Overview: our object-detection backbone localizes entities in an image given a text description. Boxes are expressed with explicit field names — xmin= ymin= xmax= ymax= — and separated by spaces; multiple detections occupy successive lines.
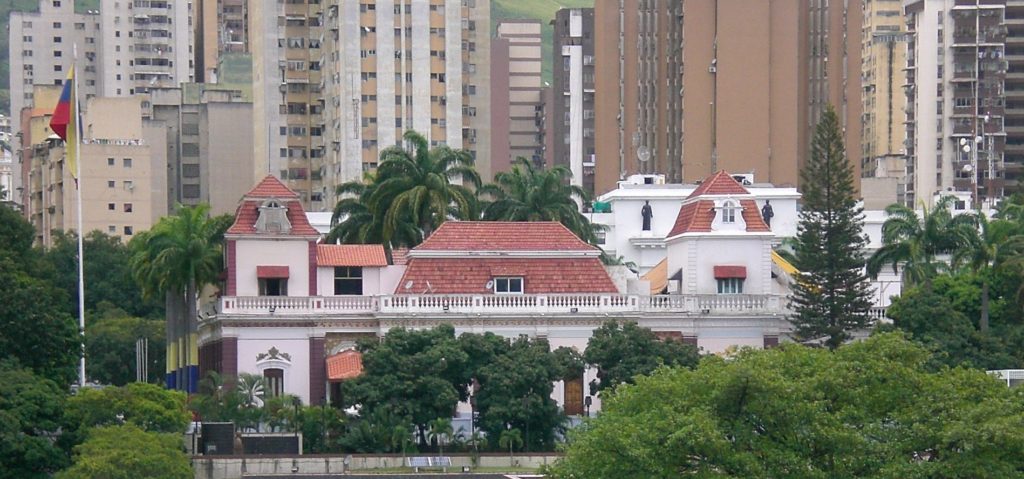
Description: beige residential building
xmin=250 ymin=0 xmax=325 ymax=210
xmin=490 ymin=20 xmax=545 ymax=176
xmin=145 ymin=84 xmax=254 ymax=215
xmin=99 ymin=0 xmax=194 ymax=96
xmin=194 ymin=0 xmax=248 ymax=83
xmin=24 ymin=91 xmax=166 ymax=246
xmin=860 ymin=0 xmax=910 ymax=207
xmin=319 ymin=0 xmax=492 ymax=203
xmin=594 ymin=0 xmax=861 ymax=195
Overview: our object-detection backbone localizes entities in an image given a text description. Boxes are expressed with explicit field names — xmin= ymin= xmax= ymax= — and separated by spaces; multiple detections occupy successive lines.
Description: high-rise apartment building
xmin=552 ymin=8 xmax=596 ymax=195
xmin=9 ymin=0 xmax=103 ymax=202
xmin=250 ymin=0 xmax=324 ymax=210
xmin=593 ymin=0 xmax=861 ymax=195
xmin=100 ymin=0 xmax=194 ymax=96
xmin=490 ymin=20 xmax=545 ymax=176
xmin=904 ymin=0 xmax=1006 ymax=207
xmin=145 ymin=84 xmax=255 ymax=215
xmin=1004 ymin=1 xmax=1024 ymax=193
xmin=194 ymin=0 xmax=248 ymax=83
xmin=319 ymin=0 xmax=492 ymax=204
xmin=860 ymin=0 xmax=911 ymax=208
xmin=24 ymin=90 xmax=166 ymax=246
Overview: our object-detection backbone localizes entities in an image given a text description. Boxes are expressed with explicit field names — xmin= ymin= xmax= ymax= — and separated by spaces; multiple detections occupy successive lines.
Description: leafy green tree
xmin=867 ymin=196 xmax=975 ymax=289
xmin=498 ymin=428 xmax=523 ymax=465
xmin=583 ymin=320 xmax=699 ymax=395
xmin=56 ymin=424 xmax=191 ymax=479
xmin=339 ymin=407 xmax=412 ymax=453
xmin=790 ymin=106 xmax=874 ymax=349
xmin=295 ymin=405 xmax=347 ymax=454
xmin=0 ymin=204 xmax=34 ymax=258
xmin=427 ymin=417 xmax=454 ymax=455
xmin=481 ymin=157 xmax=599 ymax=243
xmin=64 ymin=383 xmax=190 ymax=437
xmin=85 ymin=304 xmax=165 ymax=385
xmin=129 ymin=204 xmax=230 ymax=391
xmin=0 ymin=361 xmax=68 ymax=479
xmin=548 ymin=333 xmax=1024 ymax=478
xmin=951 ymin=213 xmax=1024 ymax=332
xmin=343 ymin=325 xmax=470 ymax=446
xmin=475 ymin=337 xmax=576 ymax=452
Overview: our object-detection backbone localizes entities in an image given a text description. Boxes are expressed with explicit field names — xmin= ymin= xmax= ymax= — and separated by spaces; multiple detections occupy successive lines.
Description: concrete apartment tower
xmin=860 ymin=0 xmax=911 ymax=209
xmin=250 ymin=0 xmax=325 ymax=210
xmin=552 ymin=8 xmax=596 ymax=196
xmin=9 ymin=0 xmax=103 ymax=204
xmin=319 ymin=0 xmax=491 ymax=204
xmin=490 ymin=20 xmax=546 ymax=177
xmin=99 ymin=0 xmax=194 ymax=96
xmin=904 ymin=0 xmax=1007 ymax=207
xmin=593 ymin=0 xmax=861 ymax=195
xmin=194 ymin=0 xmax=248 ymax=83
xmin=1005 ymin=2 xmax=1024 ymax=194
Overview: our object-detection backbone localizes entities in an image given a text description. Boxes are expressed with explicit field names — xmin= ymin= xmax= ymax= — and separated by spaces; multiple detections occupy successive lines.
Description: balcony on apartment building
xmin=216 ymin=293 xmax=789 ymax=317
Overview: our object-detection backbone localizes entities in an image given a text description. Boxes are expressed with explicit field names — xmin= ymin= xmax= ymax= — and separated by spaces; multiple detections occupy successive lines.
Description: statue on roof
xmin=761 ymin=200 xmax=774 ymax=228
xmin=641 ymin=200 xmax=653 ymax=231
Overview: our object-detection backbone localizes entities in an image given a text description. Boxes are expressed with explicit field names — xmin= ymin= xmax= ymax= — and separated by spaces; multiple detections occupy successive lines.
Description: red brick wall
xmin=226 ymin=240 xmax=237 ymax=296
xmin=308 ymin=337 xmax=325 ymax=405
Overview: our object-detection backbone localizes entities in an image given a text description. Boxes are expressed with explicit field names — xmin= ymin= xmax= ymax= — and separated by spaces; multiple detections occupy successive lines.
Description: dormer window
xmin=722 ymin=200 xmax=737 ymax=223
xmin=254 ymin=199 xmax=292 ymax=233
xmin=494 ymin=277 xmax=524 ymax=294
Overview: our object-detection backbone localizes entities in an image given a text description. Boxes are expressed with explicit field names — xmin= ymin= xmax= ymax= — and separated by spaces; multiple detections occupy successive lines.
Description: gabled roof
xmin=414 ymin=221 xmax=599 ymax=252
xmin=688 ymin=170 xmax=753 ymax=198
xmin=395 ymin=257 xmax=618 ymax=295
xmin=317 ymin=244 xmax=389 ymax=267
xmin=225 ymin=176 xmax=319 ymax=237
xmin=666 ymin=173 xmax=771 ymax=237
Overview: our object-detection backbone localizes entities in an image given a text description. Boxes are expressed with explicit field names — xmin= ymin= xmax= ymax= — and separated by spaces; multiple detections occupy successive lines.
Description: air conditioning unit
xmin=731 ymin=173 xmax=754 ymax=185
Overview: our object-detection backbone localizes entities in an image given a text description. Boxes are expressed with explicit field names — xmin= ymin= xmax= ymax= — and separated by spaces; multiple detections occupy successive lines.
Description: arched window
xmin=722 ymin=201 xmax=737 ymax=223
xmin=263 ymin=368 xmax=284 ymax=397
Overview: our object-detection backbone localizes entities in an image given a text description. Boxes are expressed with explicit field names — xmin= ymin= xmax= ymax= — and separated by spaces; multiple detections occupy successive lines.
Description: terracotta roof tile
xmin=688 ymin=170 xmax=752 ymax=198
xmin=415 ymin=222 xmax=598 ymax=252
xmin=667 ymin=200 xmax=716 ymax=237
xmin=326 ymin=350 xmax=363 ymax=381
xmin=740 ymin=199 xmax=771 ymax=232
xmin=390 ymin=248 xmax=410 ymax=265
xmin=395 ymin=258 xmax=617 ymax=294
xmin=246 ymin=175 xmax=300 ymax=199
xmin=317 ymin=244 xmax=389 ymax=267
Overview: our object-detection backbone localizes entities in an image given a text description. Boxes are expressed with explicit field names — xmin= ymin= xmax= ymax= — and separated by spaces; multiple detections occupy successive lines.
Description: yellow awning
xmin=771 ymin=250 xmax=799 ymax=276
xmin=641 ymin=258 xmax=668 ymax=294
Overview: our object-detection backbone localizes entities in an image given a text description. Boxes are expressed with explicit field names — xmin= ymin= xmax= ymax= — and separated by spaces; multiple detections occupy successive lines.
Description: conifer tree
xmin=790 ymin=106 xmax=874 ymax=349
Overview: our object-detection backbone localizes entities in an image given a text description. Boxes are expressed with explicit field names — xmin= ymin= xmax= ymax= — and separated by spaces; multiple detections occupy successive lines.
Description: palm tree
xmin=465 ymin=429 xmax=488 ymax=466
xmin=481 ymin=157 xmax=600 ymax=243
xmin=867 ymin=197 xmax=975 ymax=289
xmin=130 ymin=204 xmax=226 ymax=392
xmin=427 ymin=417 xmax=453 ymax=456
xmin=390 ymin=424 xmax=414 ymax=466
xmin=498 ymin=427 xmax=523 ymax=466
xmin=372 ymin=130 xmax=481 ymax=241
xmin=952 ymin=213 xmax=1024 ymax=333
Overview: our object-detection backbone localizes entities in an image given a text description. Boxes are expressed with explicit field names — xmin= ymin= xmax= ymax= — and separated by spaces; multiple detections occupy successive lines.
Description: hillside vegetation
xmin=492 ymin=0 xmax=593 ymax=84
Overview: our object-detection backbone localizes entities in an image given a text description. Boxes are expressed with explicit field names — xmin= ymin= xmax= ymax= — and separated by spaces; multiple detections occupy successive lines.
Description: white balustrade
xmin=220 ymin=293 xmax=787 ymax=316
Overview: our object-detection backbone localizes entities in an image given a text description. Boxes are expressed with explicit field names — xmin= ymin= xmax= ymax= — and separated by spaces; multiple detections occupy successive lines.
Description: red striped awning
xmin=256 ymin=265 xmax=290 ymax=279
xmin=713 ymin=265 xmax=747 ymax=279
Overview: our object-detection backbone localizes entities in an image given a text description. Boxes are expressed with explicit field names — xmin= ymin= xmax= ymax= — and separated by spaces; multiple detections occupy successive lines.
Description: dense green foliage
xmin=548 ymin=334 xmax=1024 ymax=478
xmin=584 ymin=320 xmax=700 ymax=394
xmin=0 ymin=361 xmax=68 ymax=479
xmin=65 ymin=383 xmax=189 ymax=436
xmin=481 ymin=158 xmax=598 ymax=243
xmin=56 ymin=424 xmax=191 ymax=479
xmin=790 ymin=106 xmax=874 ymax=349
xmin=84 ymin=304 xmax=165 ymax=385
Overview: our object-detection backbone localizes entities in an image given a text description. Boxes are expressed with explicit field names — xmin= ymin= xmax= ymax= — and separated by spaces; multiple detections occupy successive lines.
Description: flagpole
xmin=73 ymin=43 xmax=86 ymax=388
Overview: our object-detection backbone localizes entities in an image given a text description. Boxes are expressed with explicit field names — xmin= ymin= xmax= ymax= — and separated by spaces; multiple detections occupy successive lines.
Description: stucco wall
xmin=235 ymin=239 xmax=311 ymax=296
xmin=236 ymin=331 xmax=312 ymax=404
xmin=667 ymin=236 xmax=773 ymax=295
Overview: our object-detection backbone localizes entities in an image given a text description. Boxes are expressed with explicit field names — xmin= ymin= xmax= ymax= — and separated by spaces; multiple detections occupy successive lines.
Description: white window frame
xmin=494 ymin=277 xmax=524 ymax=294
xmin=717 ymin=278 xmax=744 ymax=294
xmin=722 ymin=201 xmax=737 ymax=223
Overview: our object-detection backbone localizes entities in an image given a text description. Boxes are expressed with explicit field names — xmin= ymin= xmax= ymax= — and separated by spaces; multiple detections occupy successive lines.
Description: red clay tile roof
xmin=390 ymin=248 xmax=410 ymax=265
xmin=713 ymin=265 xmax=747 ymax=279
xmin=256 ymin=265 xmax=290 ymax=278
xmin=326 ymin=350 xmax=363 ymax=382
xmin=395 ymin=258 xmax=618 ymax=294
xmin=414 ymin=222 xmax=599 ymax=252
xmin=225 ymin=199 xmax=320 ymax=236
xmin=740 ymin=199 xmax=771 ymax=232
xmin=667 ymin=200 xmax=716 ymax=237
xmin=688 ymin=170 xmax=752 ymax=198
xmin=246 ymin=175 xmax=299 ymax=199
xmin=317 ymin=244 xmax=389 ymax=267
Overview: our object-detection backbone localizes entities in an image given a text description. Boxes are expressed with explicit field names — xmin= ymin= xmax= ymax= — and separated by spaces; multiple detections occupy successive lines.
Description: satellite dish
xmin=404 ymin=281 xmax=413 ymax=290
xmin=962 ymin=164 xmax=974 ymax=173
xmin=637 ymin=146 xmax=651 ymax=163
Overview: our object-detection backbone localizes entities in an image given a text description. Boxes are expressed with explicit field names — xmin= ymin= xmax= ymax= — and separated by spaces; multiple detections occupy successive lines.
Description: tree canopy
xmin=584 ymin=320 xmax=700 ymax=395
xmin=0 ymin=361 xmax=68 ymax=479
xmin=548 ymin=333 xmax=1024 ymax=478
xmin=56 ymin=424 xmax=191 ymax=479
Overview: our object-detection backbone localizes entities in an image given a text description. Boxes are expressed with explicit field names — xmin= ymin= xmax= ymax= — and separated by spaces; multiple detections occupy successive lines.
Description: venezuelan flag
xmin=49 ymin=66 xmax=80 ymax=179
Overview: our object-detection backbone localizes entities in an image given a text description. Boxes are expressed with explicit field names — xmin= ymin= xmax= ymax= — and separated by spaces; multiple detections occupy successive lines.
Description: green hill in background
xmin=491 ymin=0 xmax=593 ymax=85
xmin=0 ymin=0 xmax=100 ymax=115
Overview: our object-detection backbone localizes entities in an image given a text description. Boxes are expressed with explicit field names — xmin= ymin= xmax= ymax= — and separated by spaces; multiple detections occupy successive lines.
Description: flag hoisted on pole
xmin=49 ymin=48 xmax=87 ymax=388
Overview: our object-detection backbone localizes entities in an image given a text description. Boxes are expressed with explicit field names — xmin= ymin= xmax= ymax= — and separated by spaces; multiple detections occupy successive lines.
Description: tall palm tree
xmin=427 ymin=417 xmax=453 ymax=456
xmin=499 ymin=427 xmax=523 ymax=466
xmin=867 ymin=196 xmax=975 ymax=289
xmin=952 ymin=213 xmax=1024 ymax=333
xmin=372 ymin=130 xmax=480 ymax=240
xmin=130 ymin=204 xmax=226 ymax=392
xmin=480 ymin=158 xmax=599 ymax=244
